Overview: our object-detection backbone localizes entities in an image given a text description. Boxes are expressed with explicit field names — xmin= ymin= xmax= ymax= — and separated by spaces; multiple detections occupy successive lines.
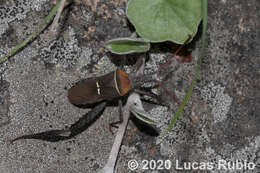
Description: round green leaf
xmin=106 ymin=38 xmax=150 ymax=55
xmin=127 ymin=0 xmax=202 ymax=44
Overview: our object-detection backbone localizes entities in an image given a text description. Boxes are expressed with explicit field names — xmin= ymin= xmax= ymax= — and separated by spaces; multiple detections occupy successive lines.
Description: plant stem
xmin=49 ymin=0 xmax=67 ymax=35
xmin=160 ymin=0 xmax=208 ymax=139
xmin=0 ymin=0 xmax=62 ymax=64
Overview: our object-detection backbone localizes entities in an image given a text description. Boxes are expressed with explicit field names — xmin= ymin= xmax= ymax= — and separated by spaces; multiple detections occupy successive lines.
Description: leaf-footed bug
xmin=10 ymin=36 xmax=192 ymax=143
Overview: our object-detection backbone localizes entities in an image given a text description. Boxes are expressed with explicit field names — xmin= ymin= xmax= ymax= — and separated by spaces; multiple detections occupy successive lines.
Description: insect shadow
xmin=10 ymin=102 xmax=107 ymax=142
xmin=131 ymin=115 xmax=160 ymax=137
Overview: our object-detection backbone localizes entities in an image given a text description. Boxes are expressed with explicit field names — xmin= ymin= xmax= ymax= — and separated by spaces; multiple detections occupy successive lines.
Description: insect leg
xmin=109 ymin=100 xmax=123 ymax=133
xmin=156 ymin=80 xmax=180 ymax=106
xmin=159 ymin=35 xmax=192 ymax=72
xmin=118 ymin=99 xmax=123 ymax=122
xmin=69 ymin=102 xmax=107 ymax=137
xmin=134 ymin=89 xmax=168 ymax=107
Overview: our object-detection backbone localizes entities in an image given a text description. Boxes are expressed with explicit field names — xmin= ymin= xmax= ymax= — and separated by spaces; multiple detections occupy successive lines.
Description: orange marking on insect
xmin=115 ymin=69 xmax=131 ymax=96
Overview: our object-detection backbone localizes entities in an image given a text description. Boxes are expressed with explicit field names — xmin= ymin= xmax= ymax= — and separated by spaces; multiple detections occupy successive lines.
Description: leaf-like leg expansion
xmin=69 ymin=102 xmax=107 ymax=137
xmin=11 ymin=102 xmax=107 ymax=143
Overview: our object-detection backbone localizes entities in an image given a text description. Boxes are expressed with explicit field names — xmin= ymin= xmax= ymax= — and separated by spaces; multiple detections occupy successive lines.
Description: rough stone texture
xmin=0 ymin=0 xmax=259 ymax=173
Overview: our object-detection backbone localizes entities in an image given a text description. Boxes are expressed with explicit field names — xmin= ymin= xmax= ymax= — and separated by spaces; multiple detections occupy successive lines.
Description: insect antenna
xmin=131 ymin=71 xmax=157 ymax=88
xmin=151 ymin=35 xmax=193 ymax=107
xmin=133 ymin=35 xmax=192 ymax=107
xmin=159 ymin=35 xmax=192 ymax=72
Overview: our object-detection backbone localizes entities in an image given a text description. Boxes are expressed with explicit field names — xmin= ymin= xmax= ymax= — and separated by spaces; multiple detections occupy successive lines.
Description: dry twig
xmin=99 ymin=57 xmax=146 ymax=173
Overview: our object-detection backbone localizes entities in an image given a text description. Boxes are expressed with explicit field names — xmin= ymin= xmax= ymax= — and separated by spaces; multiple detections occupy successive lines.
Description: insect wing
xmin=68 ymin=78 xmax=103 ymax=105
xmin=68 ymin=69 xmax=131 ymax=105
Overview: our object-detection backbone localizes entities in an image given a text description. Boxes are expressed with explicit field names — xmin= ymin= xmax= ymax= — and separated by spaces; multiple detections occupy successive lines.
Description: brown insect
xmin=10 ymin=69 xmax=161 ymax=143
xmin=68 ymin=69 xmax=132 ymax=105
xmin=11 ymin=37 xmax=192 ymax=143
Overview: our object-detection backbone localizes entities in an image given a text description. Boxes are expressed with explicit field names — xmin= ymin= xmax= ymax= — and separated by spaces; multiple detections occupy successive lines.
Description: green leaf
xmin=127 ymin=0 xmax=202 ymax=44
xmin=106 ymin=38 xmax=150 ymax=55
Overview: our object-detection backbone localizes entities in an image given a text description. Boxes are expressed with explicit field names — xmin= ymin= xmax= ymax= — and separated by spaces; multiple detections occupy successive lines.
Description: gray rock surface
xmin=0 ymin=0 xmax=259 ymax=173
